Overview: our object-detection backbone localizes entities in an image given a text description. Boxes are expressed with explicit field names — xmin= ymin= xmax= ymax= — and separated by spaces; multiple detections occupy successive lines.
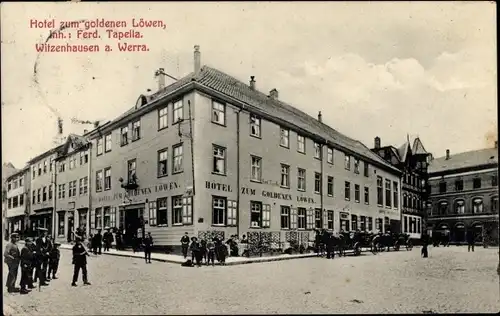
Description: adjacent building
xmin=426 ymin=144 xmax=499 ymax=245
xmin=371 ymin=136 xmax=432 ymax=240
xmin=2 ymin=162 xmax=19 ymax=238
xmin=5 ymin=167 xmax=29 ymax=236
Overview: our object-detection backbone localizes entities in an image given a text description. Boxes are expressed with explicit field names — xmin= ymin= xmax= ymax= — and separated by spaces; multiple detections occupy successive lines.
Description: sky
xmin=1 ymin=2 xmax=497 ymax=168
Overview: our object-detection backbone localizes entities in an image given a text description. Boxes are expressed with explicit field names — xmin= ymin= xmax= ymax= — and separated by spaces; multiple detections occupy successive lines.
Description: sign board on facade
xmin=240 ymin=186 xmax=315 ymax=203
xmin=97 ymin=182 xmax=179 ymax=202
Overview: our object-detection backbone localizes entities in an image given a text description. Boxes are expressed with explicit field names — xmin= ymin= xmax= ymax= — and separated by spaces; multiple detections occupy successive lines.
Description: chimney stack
xmin=249 ymin=76 xmax=256 ymax=90
xmin=374 ymin=136 xmax=381 ymax=149
xmin=317 ymin=111 xmax=323 ymax=123
xmin=269 ymin=88 xmax=279 ymax=100
xmin=157 ymin=67 xmax=166 ymax=90
xmin=446 ymin=149 xmax=450 ymax=160
xmin=194 ymin=45 xmax=201 ymax=75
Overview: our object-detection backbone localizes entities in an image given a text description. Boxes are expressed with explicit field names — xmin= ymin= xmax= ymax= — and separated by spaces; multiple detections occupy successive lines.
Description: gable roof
xmin=397 ymin=141 xmax=411 ymax=163
xmin=412 ymin=137 xmax=428 ymax=155
xmin=57 ymin=134 xmax=90 ymax=159
xmin=429 ymin=147 xmax=498 ymax=174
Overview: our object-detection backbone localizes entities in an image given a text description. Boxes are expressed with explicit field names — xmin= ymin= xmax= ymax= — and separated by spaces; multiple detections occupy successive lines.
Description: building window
xmin=120 ymin=126 xmax=129 ymax=146
xmin=492 ymin=175 xmax=498 ymax=187
xmin=472 ymin=198 xmax=483 ymax=213
xmin=103 ymin=134 xmax=111 ymax=152
xmin=19 ymin=195 xmax=24 ymax=206
xmin=251 ymin=156 xmax=262 ymax=182
xmin=7 ymin=198 xmax=11 ymax=209
xmin=473 ymin=178 xmax=481 ymax=189
xmin=32 ymin=190 xmax=35 ymax=204
xmin=327 ymin=176 xmax=334 ymax=196
xmin=212 ymin=196 xmax=226 ymax=226
xmin=297 ymin=135 xmax=305 ymax=153
xmin=327 ymin=211 xmax=334 ymax=230
xmin=364 ymin=186 xmax=369 ymax=204
xmin=385 ymin=179 xmax=392 ymax=207
xmin=280 ymin=127 xmax=289 ymax=148
xmin=377 ymin=176 xmax=383 ymax=205
xmin=95 ymin=208 xmax=102 ymax=229
xmin=297 ymin=168 xmax=306 ymax=191
xmin=96 ymin=170 xmax=103 ymax=192
xmin=96 ymin=138 xmax=103 ymax=156
xmin=344 ymin=154 xmax=351 ymax=170
xmin=455 ymin=179 xmax=463 ymax=191
xmin=250 ymin=115 xmax=261 ymax=138
xmin=281 ymin=164 xmax=290 ymax=188
xmin=132 ymin=120 xmax=141 ymax=141
xmin=57 ymin=185 xmax=64 ymax=199
xmin=404 ymin=216 xmax=408 ymax=233
xmin=79 ymin=177 xmax=88 ymax=195
xmin=491 ymin=196 xmax=498 ymax=213
xmin=68 ymin=181 xmax=77 ymax=197
xmin=455 ymin=200 xmax=465 ymax=214
xmin=32 ymin=167 xmax=36 ymax=179
xmin=439 ymin=182 xmax=447 ymax=193
xmin=393 ymin=181 xmax=399 ymax=208
xmin=354 ymin=184 xmax=360 ymax=203
xmin=438 ymin=201 xmax=448 ymax=215
xmin=172 ymin=196 xmax=183 ymax=225
xmin=80 ymin=151 xmax=89 ymax=165
xmin=364 ymin=162 xmax=369 ymax=177
xmin=127 ymin=159 xmax=137 ymax=184
xmin=104 ymin=168 xmax=111 ymax=190
xmin=38 ymin=163 xmax=42 ymax=176
xmin=42 ymin=187 xmax=47 ymax=201
xmin=344 ymin=181 xmax=350 ymax=200
xmin=158 ymin=106 xmax=168 ymax=130
xmin=43 ymin=160 xmax=48 ymax=173
xmin=327 ymin=147 xmax=333 ymax=164
xmin=314 ymin=172 xmax=322 ymax=194
xmin=58 ymin=213 xmax=65 ymax=236
xmin=212 ymin=100 xmax=226 ymax=125
xmin=314 ymin=142 xmax=321 ymax=159
xmin=314 ymin=209 xmax=322 ymax=229
xmin=59 ymin=161 xmax=66 ymax=173
xmin=376 ymin=218 xmax=383 ymax=232
xmin=250 ymin=202 xmax=270 ymax=228
xmin=213 ymin=145 xmax=226 ymax=175
xmin=172 ymin=144 xmax=183 ymax=173
xmin=173 ymin=99 xmax=183 ymax=123
xmin=354 ymin=158 xmax=360 ymax=174
xmin=351 ymin=215 xmax=358 ymax=231
xmin=280 ymin=206 xmax=290 ymax=229
xmin=227 ymin=200 xmax=237 ymax=226
xmin=367 ymin=217 xmax=373 ymax=231
xmin=103 ymin=207 xmax=111 ymax=228
xmin=69 ymin=156 xmax=75 ymax=170
xmin=157 ymin=197 xmax=168 ymax=226
xmin=360 ymin=216 xmax=366 ymax=231
xmin=297 ymin=207 xmax=306 ymax=230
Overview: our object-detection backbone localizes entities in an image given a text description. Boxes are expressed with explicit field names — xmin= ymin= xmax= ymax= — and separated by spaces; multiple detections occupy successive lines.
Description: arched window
xmin=454 ymin=200 xmax=465 ymax=214
xmin=438 ymin=201 xmax=448 ymax=215
xmin=491 ymin=196 xmax=498 ymax=213
xmin=472 ymin=198 xmax=483 ymax=214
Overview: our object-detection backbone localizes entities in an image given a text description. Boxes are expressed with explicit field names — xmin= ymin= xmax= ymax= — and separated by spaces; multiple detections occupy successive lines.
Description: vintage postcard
xmin=1 ymin=1 xmax=498 ymax=315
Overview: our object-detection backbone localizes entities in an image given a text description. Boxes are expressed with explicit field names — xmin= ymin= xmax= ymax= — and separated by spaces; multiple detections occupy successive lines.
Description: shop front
xmin=119 ymin=203 xmax=145 ymax=246
xmin=29 ymin=210 xmax=53 ymax=237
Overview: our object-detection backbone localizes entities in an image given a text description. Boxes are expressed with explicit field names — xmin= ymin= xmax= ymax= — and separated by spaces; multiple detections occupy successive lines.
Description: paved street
xmin=3 ymin=245 xmax=499 ymax=315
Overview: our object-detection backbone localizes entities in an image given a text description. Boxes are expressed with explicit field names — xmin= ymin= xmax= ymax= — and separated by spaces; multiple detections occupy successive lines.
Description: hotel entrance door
xmin=122 ymin=208 xmax=144 ymax=247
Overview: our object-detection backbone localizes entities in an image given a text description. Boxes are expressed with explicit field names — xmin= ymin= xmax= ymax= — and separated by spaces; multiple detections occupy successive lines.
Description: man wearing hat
xmin=3 ymin=233 xmax=21 ymax=293
xmin=20 ymin=238 xmax=35 ymax=294
xmin=103 ymin=227 xmax=114 ymax=252
xmin=47 ymin=242 xmax=61 ymax=279
xmin=35 ymin=228 xmax=51 ymax=286
xmin=72 ymin=236 xmax=91 ymax=286
xmin=180 ymin=232 xmax=190 ymax=259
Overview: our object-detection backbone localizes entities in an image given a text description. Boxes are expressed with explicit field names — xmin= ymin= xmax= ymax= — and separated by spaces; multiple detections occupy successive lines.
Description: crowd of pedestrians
xmin=181 ymin=233 xmax=246 ymax=267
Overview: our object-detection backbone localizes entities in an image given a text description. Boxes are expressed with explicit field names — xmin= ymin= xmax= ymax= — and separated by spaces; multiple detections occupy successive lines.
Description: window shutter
xmin=110 ymin=207 xmax=116 ymax=228
xmin=306 ymin=208 xmax=314 ymax=230
xmin=182 ymin=197 xmax=193 ymax=225
xmin=90 ymin=208 xmax=95 ymax=229
xmin=262 ymin=204 xmax=271 ymax=228
xmin=291 ymin=208 xmax=297 ymax=229
xmin=323 ymin=210 xmax=328 ymax=229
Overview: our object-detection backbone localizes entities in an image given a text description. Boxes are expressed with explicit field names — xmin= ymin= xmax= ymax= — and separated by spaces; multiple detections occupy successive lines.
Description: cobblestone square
xmin=3 ymin=245 xmax=499 ymax=315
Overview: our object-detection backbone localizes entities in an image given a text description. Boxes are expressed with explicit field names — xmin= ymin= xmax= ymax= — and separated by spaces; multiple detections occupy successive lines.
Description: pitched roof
xmin=429 ymin=147 xmax=498 ymax=174
xmin=397 ymin=141 xmax=410 ymax=163
xmin=412 ymin=137 xmax=428 ymax=155
xmin=58 ymin=134 xmax=90 ymax=159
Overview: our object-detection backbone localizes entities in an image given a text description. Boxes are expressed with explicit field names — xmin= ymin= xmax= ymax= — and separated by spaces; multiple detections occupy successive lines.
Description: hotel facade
xmin=20 ymin=46 xmax=404 ymax=248
xmin=426 ymin=146 xmax=499 ymax=245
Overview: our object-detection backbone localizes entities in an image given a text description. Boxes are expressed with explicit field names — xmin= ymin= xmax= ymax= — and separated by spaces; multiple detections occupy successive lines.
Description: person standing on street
xmin=103 ymin=228 xmax=113 ymax=252
xmin=421 ymin=233 xmax=429 ymax=258
xmin=20 ymin=238 xmax=35 ymax=294
xmin=180 ymin=232 xmax=190 ymax=259
xmin=72 ymin=237 xmax=91 ymax=287
xmin=142 ymin=232 xmax=153 ymax=264
xmin=467 ymin=230 xmax=475 ymax=252
xmin=207 ymin=238 xmax=216 ymax=266
xmin=47 ymin=242 xmax=61 ymax=279
xmin=93 ymin=229 xmax=103 ymax=255
xmin=35 ymin=229 xmax=51 ymax=285
xmin=4 ymin=233 xmax=21 ymax=293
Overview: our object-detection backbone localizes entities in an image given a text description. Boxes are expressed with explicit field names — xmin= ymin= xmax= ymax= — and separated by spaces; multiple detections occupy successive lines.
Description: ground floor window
xmin=281 ymin=206 xmax=290 ymax=229
xmin=213 ymin=196 xmax=226 ymax=226
xmin=95 ymin=208 xmax=102 ymax=230
xmin=404 ymin=216 xmax=408 ymax=233
xmin=172 ymin=196 xmax=183 ymax=225
xmin=78 ymin=210 xmax=87 ymax=231
xmin=340 ymin=220 xmax=349 ymax=232
xmin=351 ymin=214 xmax=358 ymax=231
xmin=57 ymin=212 xmax=65 ymax=236
xmin=367 ymin=217 xmax=373 ymax=231
xmin=148 ymin=201 xmax=157 ymax=226
xmin=306 ymin=208 xmax=314 ymax=230
xmin=103 ymin=206 xmax=111 ymax=228
xmin=327 ymin=211 xmax=334 ymax=230
xmin=360 ymin=216 xmax=366 ymax=231
xmin=250 ymin=201 xmax=270 ymax=228
xmin=314 ymin=209 xmax=322 ymax=229
xmin=157 ymin=198 xmax=168 ymax=226
xmin=297 ymin=207 xmax=306 ymax=229
xmin=376 ymin=218 xmax=383 ymax=232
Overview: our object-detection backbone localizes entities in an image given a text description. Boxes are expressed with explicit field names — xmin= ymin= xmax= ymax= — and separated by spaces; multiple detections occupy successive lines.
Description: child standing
xmin=207 ymin=239 xmax=216 ymax=266
xmin=48 ymin=242 xmax=61 ymax=279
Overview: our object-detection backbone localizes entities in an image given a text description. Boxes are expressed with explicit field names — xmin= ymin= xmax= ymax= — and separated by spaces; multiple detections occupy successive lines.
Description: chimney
xmin=374 ymin=136 xmax=381 ymax=149
xmin=194 ymin=45 xmax=201 ymax=75
xmin=317 ymin=111 xmax=323 ymax=123
xmin=249 ymin=76 xmax=256 ymax=90
xmin=446 ymin=149 xmax=450 ymax=160
xmin=157 ymin=67 xmax=165 ymax=90
xmin=269 ymin=88 xmax=279 ymax=100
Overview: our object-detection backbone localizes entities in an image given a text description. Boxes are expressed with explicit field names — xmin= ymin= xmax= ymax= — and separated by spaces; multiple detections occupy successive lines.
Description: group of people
xmin=180 ymin=232 xmax=245 ymax=267
xmin=87 ymin=228 xmax=115 ymax=255
xmin=3 ymin=229 xmax=61 ymax=294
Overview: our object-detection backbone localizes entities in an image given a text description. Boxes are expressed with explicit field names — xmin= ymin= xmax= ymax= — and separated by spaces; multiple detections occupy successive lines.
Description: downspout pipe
xmin=236 ymin=106 xmax=244 ymax=238
xmin=320 ymin=144 xmax=324 ymax=229
xmin=87 ymin=143 xmax=92 ymax=238
xmin=52 ymin=159 xmax=58 ymax=239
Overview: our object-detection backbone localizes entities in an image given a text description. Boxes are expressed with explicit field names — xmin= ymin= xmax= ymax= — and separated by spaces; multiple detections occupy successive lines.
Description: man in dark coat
xmin=20 ymin=238 xmax=35 ymax=294
xmin=180 ymin=232 xmax=190 ymax=259
xmin=93 ymin=229 xmax=103 ymax=255
xmin=421 ymin=233 xmax=430 ymax=258
xmin=4 ymin=233 xmax=21 ymax=293
xmin=35 ymin=229 xmax=51 ymax=285
xmin=72 ymin=237 xmax=91 ymax=286
xmin=47 ymin=242 xmax=61 ymax=279
xmin=142 ymin=232 xmax=153 ymax=263
xmin=190 ymin=237 xmax=202 ymax=267
xmin=467 ymin=230 xmax=475 ymax=252
xmin=103 ymin=228 xmax=114 ymax=252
